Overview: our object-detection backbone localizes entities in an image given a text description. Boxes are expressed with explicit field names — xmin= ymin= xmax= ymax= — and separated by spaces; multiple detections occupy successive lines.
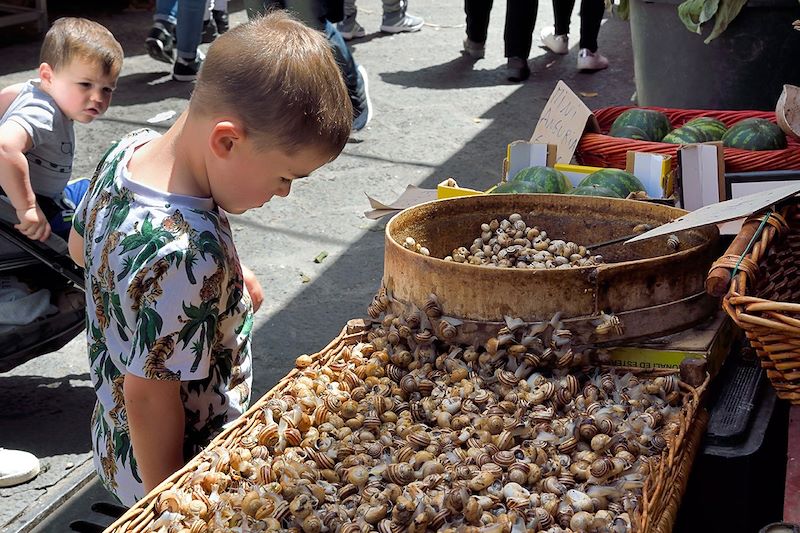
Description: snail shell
xmin=407 ymin=431 xmax=432 ymax=450
xmin=423 ymin=294 xmax=443 ymax=319
xmin=589 ymin=457 xmax=615 ymax=479
xmin=531 ymin=507 xmax=553 ymax=529
xmin=492 ymin=450 xmax=516 ymax=468
xmin=289 ymin=493 xmax=314 ymax=520
xmin=541 ymin=475 xmax=566 ymax=496
xmin=301 ymin=514 xmax=322 ymax=533
xmin=383 ymin=463 xmax=415 ymax=485
xmin=467 ymin=471 xmax=495 ymax=491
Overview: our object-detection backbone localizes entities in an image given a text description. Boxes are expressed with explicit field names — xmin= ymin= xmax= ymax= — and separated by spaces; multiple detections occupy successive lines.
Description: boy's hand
xmin=242 ymin=265 xmax=263 ymax=313
xmin=15 ymin=205 xmax=51 ymax=241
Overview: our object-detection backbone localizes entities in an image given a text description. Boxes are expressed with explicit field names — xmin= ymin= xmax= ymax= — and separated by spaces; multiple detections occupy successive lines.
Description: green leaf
xmin=678 ymin=0 xmax=719 ymax=33
xmin=705 ymin=0 xmax=747 ymax=43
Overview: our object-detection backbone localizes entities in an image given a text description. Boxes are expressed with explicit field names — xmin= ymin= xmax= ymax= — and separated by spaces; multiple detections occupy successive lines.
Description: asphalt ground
xmin=0 ymin=1 xmax=635 ymax=530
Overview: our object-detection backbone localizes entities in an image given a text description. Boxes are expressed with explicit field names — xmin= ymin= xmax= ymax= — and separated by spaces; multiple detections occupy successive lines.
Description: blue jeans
xmin=244 ymin=1 xmax=367 ymax=119
xmin=153 ymin=0 xmax=206 ymax=60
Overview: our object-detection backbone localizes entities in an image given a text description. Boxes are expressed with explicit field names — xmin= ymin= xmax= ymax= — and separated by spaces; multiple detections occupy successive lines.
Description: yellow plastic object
xmin=437 ymin=178 xmax=489 ymax=199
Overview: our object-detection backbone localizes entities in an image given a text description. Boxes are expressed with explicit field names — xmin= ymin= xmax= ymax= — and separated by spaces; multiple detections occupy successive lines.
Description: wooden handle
xmin=705 ymin=219 xmax=762 ymax=297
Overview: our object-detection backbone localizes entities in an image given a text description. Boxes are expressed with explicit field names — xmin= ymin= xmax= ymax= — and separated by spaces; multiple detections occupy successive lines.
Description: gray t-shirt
xmin=0 ymin=80 xmax=75 ymax=199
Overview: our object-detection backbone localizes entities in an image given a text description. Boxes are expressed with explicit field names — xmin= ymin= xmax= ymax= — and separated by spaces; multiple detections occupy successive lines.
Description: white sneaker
xmin=352 ymin=64 xmax=373 ymax=131
xmin=577 ymin=49 xmax=609 ymax=71
xmin=0 ymin=449 xmax=40 ymax=488
xmin=337 ymin=17 xmax=366 ymax=40
xmin=540 ymin=27 xmax=569 ymax=54
xmin=380 ymin=11 xmax=424 ymax=33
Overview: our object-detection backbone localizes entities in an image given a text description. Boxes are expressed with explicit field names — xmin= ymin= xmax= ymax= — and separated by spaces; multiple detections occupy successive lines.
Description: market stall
xmin=100 ymin=82 xmax=800 ymax=532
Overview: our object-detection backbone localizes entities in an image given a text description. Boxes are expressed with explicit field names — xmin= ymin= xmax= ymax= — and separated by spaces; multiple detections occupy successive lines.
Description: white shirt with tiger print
xmin=73 ymin=129 xmax=253 ymax=506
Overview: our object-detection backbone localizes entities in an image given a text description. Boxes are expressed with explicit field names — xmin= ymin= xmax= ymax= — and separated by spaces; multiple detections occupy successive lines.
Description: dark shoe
xmin=507 ymin=57 xmax=530 ymax=82
xmin=212 ymin=9 xmax=229 ymax=33
xmin=202 ymin=17 xmax=218 ymax=44
xmin=173 ymin=54 xmax=203 ymax=82
xmin=145 ymin=21 xmax=176 ymax=64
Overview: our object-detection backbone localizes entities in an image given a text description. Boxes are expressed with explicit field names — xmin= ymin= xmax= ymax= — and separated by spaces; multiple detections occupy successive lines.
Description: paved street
xmin=0 ymin=1 xmax=634 ymax=530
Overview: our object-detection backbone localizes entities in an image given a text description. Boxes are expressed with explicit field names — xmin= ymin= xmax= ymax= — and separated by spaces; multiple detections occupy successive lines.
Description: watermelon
xmin=662 ymin=124 xmax=709 ymax=144
xmin=722 ymin=118 xmax=787 ymax=151
xmin=683 ymin=117 xmax=727 ymax=141
xmin=506 ymin=166 xmax=573 ymax=193
xmin=609 ymin=109 xmax=671 ymax=142
xmin=569 ymin=184 xmax=623 ymax=198
xmin=577 ymin=168 xmax=645 ymax=198
xmin=608 ymin=125 xmax=650 ymax=141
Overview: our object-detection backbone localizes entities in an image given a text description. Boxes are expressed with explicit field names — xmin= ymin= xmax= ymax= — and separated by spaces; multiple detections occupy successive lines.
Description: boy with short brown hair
xmin=0 ymin=17 xmax=122 ymax=241
xmin=68 ymin=11 xmax=351 ymax=505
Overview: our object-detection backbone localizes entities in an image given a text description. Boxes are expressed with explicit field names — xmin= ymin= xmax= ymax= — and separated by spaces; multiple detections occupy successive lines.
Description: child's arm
xmin=0 ymin=83 xmax=24 ymax=117
xmin=124 ymin=374 xmax=185 ymax=494
xmin=68 ymin=227 xmax=84 ymax=267
xmin=241 ymin=264 xmax=263 ymax=312
xmin=0 ymin=120 xmax=50 ymax=241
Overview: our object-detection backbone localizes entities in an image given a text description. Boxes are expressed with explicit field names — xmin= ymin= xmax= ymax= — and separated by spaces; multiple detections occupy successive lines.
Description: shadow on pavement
xmin=0 ymin=373 xmax=94 ymax=456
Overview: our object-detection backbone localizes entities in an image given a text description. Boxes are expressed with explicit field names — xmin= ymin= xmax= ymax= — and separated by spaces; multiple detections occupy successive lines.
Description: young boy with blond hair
xmin=68 ymin=11 xmax=352 ymax=505
xmin=0 ymin=18 xmax=122 ymax=241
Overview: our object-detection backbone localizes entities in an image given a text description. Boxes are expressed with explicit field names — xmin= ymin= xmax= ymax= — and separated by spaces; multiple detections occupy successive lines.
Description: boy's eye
xmin=281 ymin=177 xmax=291 ymax=184
xmin=79 ymin=82 xmax=91 ymax=88
xmin=103 ymin=87 xmax=114 ymax=94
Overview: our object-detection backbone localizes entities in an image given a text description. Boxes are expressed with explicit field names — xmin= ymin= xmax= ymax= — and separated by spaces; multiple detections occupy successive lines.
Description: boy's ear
xmin=38 ymin=63 xmax=54 ymax=85
xmin=209 ymin=121 xmax=243 ymax=159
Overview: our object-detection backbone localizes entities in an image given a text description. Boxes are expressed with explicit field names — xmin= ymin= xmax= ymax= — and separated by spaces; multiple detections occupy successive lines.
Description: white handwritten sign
xmin=530 ymin=81 xmax=599 ymax=164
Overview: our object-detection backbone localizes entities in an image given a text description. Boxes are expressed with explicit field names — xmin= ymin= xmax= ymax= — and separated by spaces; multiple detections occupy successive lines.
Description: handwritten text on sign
xmin=530 ymin=81 xmax=596 ymax=164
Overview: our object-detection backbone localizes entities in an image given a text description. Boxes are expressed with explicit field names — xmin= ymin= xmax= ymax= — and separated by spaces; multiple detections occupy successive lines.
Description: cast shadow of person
xmin=380 ymin=53 xmax=563 ymax=90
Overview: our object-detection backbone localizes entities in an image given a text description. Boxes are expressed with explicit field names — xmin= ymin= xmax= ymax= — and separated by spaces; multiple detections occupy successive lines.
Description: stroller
xmin=0 ymin=197 xmax=85 ymax=373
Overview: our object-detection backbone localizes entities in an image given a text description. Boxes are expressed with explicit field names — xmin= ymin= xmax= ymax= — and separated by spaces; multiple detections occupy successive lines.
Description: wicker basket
xmin=104 ymin=321 xmax=708 ymax=533
xmin=720 ymin=202 xmax=800 ymax=402
xmin=576 ymin=106 xmax=800 ymax=173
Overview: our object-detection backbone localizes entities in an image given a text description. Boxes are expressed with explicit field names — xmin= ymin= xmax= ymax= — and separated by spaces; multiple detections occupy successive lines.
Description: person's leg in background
xmin=323 ymin=19 xmax=372 ymax=130
xmin=245 ymin=1 xmax=372 ymax=131
xmin=541 ymin=0 xmax=573 ymax=54
xmin=213 ymin=0 xmax=230 ymax=33
xmin=576 ymin=0 xmax=608 ymax=70
xmin=380 ymin=0 xmax=424 ymax=34
xmin=146 ymin=0 xmax=179 ymax=64
xmin=503 ymin=0 xmax=537 ymax=82
xmin=172 ymin=0 xmax=207 ymax=81
xmin=202 ymin=0 xmax=219 ymax=44
xmin=462 ymin=0 xmax=492 ymax=59
xmin=337 ymin=0 xmax=366 ymax=40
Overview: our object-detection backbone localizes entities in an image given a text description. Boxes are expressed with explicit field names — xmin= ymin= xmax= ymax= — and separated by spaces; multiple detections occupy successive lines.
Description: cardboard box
xmin=677 ymin=142 xmax=725 ymax=211
xmin=604 ymin=310 xmax=736 ymax=377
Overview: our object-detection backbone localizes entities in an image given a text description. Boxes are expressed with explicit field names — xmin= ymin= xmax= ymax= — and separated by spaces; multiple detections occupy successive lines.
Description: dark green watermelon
xmin=722 ymin=118 xmax=788 ymax=151
xmin=662 ymin=124 xmax=709 ymax=144
xmin=507 ymin=166 xmax=572 ymax=193
xmin=569 ymin=184 xmax=623 ymax=198
xmin=683 ymin=117 xmax=727 ymax=141
xmin=578 ymin=168 xmax=645 ymax=198
xmin=609 ymin=124 xmax=650 ymax=141
xmin=610 ymin=109 xmax=671 ymax=142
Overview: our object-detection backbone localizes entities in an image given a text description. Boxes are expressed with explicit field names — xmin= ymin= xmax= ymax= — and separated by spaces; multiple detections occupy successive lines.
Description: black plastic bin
xmin=675 ymin=347 xmax=789 ymax=532
xmin=629 ymin=0 xmax=800 ymax=110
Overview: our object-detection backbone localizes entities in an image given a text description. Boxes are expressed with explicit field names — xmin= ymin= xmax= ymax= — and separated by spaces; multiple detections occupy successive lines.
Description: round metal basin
xmin=383 ymin=194 xmax=720 ymax=344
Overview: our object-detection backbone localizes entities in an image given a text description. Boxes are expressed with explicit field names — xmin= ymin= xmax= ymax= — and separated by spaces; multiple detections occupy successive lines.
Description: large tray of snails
xmin=105 ymin=313 xmax=708 ymax=533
